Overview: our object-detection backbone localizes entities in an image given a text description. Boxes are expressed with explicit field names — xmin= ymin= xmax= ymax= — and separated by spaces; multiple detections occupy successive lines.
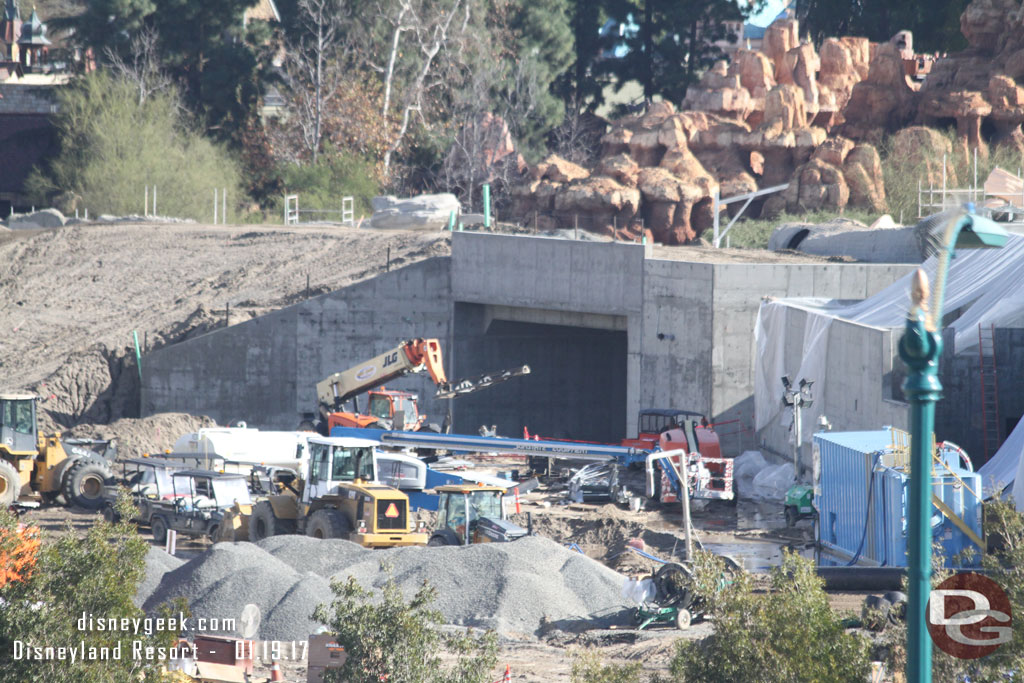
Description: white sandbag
xmin=733 ymin=450 xmax=768 ymax=500
xmin=750 ymin=462 xmax=795 ymax=502
xmin=621 ymin=577 xmax=656 ymax=605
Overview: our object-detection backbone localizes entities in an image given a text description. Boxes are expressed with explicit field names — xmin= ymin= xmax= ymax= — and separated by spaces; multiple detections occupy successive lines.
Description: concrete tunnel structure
xmin=141 ymin=232 xmax=914 ymax=455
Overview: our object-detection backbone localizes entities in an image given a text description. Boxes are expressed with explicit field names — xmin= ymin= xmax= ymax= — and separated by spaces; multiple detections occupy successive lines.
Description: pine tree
xmin=505 ymin=0 xmax=575 ymax=160
xmin=599 ymin=0 xmax=749 ymax=105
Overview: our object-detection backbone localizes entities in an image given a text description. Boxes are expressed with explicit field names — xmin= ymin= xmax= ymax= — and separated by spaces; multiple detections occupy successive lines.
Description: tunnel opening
xmin=452 ymin=303 xmax=628 ymax=442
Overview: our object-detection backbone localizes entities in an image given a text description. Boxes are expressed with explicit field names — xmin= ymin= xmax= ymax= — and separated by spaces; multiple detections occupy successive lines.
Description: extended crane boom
xmin=314 ymin=338 xmax=530 ymax=431
xmin=316 ymin=339 xmax=447 ymax=413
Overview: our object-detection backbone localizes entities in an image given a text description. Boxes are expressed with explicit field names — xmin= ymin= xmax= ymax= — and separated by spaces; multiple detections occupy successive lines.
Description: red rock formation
xmin=531 ymin=154 xmax=590 ymax=184
xmin=504 ymin=0 xmax=1024 ymax=243
xmin=841 ymin=43 xmax=918 ymax=139
xmin=843 ymin=144 xmax=887 ymax=211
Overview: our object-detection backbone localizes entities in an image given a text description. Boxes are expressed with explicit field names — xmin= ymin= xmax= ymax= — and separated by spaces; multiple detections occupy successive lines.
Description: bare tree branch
xmin=380 ymin=0 xmax=468 ymax=179
xmin=283 ymin=0 xmax=349 ymax=163
xmin=103 ymin=28 xmax=171 ymax=106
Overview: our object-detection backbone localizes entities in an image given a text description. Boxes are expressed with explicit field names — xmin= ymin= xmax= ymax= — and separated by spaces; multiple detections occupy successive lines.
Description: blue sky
xmin=746 ymin=0 xmax=790 ymax=27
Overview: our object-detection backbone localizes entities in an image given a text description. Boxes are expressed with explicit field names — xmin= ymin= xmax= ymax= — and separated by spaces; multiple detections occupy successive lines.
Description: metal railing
xmin=283 ymin=194 xmax=355 ymax=226
xmin=711 ymin=183 xmax=789 ymax=248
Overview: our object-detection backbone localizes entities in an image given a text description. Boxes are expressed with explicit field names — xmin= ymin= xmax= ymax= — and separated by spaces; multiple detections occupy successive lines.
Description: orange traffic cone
xmin=503 ymin=664 xmax=511 ymax=682
xmin=269 ymin=659 xmax=284 ymax=682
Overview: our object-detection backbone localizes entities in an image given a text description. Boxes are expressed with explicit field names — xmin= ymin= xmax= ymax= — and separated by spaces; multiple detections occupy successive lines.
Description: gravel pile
xmin=136 ymin=546 xmax=184 ymax=608
xmin=141 ymin=536 xmax=632 ymax=640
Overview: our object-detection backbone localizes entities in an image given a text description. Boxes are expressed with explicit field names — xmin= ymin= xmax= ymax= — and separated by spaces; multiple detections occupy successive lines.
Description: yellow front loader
xmin=0 ymin=393 xmax=115 ymax=510
xmin=216 ymin=436 xmax=427 ymax=547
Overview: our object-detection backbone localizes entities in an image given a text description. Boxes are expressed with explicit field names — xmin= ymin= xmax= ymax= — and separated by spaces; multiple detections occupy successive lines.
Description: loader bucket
xmin=215 ymin=503 xmax=252 ymax=542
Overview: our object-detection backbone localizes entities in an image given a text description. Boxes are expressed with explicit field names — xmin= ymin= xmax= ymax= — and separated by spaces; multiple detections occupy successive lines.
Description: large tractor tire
xmin=249 ymin=501 xmax=295 ymax=541
xmin=0 ymin=460 xmax=19 ymax=506
xmin=61 ymin=458 xmax=112 ymax=510
xmin=427 ymin=529 xmax=460 ymax=546
xmin=306 ymin=509 xmax=352 ymax=540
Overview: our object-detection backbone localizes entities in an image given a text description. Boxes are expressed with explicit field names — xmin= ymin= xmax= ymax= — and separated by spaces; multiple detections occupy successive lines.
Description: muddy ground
xmin=0 ymin=222 xmax=450 ymax=448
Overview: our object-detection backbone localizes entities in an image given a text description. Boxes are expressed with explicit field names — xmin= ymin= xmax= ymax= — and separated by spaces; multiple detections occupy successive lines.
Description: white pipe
xmin=942 ymin=154 xmax=947 ymax=209
xmin=974 ymin=146 xmax=978 ymax=203
xmin=214 ymin=188 xmax=218 ymax=224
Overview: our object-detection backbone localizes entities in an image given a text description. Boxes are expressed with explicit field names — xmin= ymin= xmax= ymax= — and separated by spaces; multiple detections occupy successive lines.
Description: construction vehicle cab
xmin=0 ymin=392 xmax=115 ymax=510
xmin=246 ymin=436 xmax=428 ymax=548
xmin=622 ymin=409 xmax=714 ymax=454
xmin=342 ymin=388 xmax=424 ymax=431
xmin=429 ymin=484 xmax=527 ymax=546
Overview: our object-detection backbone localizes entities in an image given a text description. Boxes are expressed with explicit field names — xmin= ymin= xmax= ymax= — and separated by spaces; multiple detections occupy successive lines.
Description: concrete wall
xmin=638 ymin=260 xmax=714 ymax=421
xmin=141 ymin=231 xmax=916 ymax=455
xmin=937 ymin=328 xmax=1024 ymax=468
xmin=142 ymin=258 xmax=453 ymax=429
xmin=710 ymin=262 xmax=914 ymax=453
xmin=757 ymin=310 xmax=909 ymax=468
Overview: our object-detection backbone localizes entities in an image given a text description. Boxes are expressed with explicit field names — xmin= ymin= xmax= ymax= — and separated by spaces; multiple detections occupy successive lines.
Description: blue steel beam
xmin=329 ymin=427 xmax=648 ymax=464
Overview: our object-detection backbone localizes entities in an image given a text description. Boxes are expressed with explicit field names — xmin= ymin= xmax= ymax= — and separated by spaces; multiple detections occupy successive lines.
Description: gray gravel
xmin=140 ymin=536 xmax=632 ymax=640
xmin=136 ymin=546 xmax=184 ymax=608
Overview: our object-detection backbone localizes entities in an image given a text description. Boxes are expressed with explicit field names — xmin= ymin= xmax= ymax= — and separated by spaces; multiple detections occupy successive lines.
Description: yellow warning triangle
xmin=384 ymin=503 xmax=399 ymax=518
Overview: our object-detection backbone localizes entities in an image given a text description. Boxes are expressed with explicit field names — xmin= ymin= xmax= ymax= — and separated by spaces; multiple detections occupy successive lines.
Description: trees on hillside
xmin=62 ymin=0 xmax=276 ymax=144
xmin=26 ymin=72 xmax=242 ymax=220
xmin=504 ymin=0 xmax=574 ymax=159
xmin=598 ymin=0 xmax=756 ymax=104
xmin=798 ymin=0 xmax=970 ymax=52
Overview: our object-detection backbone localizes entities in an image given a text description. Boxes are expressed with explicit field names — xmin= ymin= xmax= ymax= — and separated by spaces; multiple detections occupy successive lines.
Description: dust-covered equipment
xmin=0 ymin=392 xmax=116 ymax=510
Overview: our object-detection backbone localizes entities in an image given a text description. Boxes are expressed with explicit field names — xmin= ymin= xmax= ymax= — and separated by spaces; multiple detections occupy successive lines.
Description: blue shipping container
xmin=814 ymin=428 xmax=983 ymax=567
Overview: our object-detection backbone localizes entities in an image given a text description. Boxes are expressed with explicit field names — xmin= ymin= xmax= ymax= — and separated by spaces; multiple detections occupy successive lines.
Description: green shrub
xmin=26 ymin=72 xmax=242 ymax=222
xmin=276 ymin=149 xmax=380 ymax=220
xmin=0 ymin=494 xmax=184 ymax=683
xmin=668 ymin=551 xmax=871 ymax=683
xmin=572 ymin=651 xmax=651 ymax=683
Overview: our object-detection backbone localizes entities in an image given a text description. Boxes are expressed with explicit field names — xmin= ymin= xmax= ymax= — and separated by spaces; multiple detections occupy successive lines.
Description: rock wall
xmin=506 ymin=0 xmax=1024 ymax=243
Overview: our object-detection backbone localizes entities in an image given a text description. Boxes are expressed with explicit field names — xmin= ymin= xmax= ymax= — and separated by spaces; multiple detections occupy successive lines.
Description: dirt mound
xmin=520 ymin=506 xmax=687 ymax=574
xmin=0 ymin=223 xmax=450 ymax=429
xmin=68 ymin=413 xmax=217 ymax=460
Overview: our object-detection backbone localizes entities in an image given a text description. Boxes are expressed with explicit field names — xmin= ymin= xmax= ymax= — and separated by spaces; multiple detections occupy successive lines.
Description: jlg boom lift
xmin=313 ymin=338 xmax=529 ymax=434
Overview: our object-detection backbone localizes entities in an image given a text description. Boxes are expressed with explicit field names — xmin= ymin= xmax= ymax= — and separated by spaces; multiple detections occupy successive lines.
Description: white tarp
xmin=755 ymin=233 xmax=1024 ymax=442
xmin=979 ymin=416 xmax=1024 ymax=500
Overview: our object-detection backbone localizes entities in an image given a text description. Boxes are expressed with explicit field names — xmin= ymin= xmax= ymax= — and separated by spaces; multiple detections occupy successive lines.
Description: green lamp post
xmin=899 ymin=209 xmax=1008 ymax=683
